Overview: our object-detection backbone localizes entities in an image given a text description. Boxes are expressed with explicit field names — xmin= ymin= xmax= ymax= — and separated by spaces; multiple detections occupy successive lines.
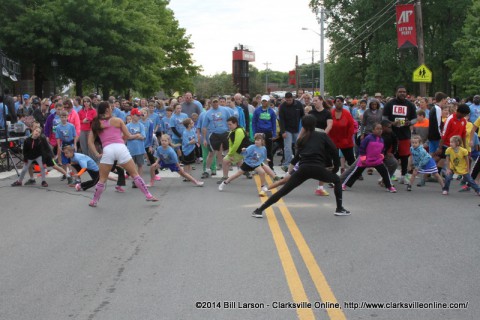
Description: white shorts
xmin=101 ymin=143 xmax=132 ymax=165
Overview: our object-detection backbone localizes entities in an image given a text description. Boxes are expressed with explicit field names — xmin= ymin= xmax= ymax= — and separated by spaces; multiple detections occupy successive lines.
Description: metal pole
xmin=415 ymin=0 xmax=426 ymax=96
xmin=319 ymin=8 xmax=325 ymax=96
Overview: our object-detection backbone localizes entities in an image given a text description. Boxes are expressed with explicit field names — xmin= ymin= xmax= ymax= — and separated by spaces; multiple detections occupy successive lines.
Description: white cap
xmin=261 ymin=95 xmax=270 ymax=101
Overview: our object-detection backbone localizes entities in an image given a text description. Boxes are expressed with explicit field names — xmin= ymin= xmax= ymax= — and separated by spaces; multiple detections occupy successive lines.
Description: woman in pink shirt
xmin=78 ymin=96 xmax=97 ymax=157
xmin=87 ymin=101 xmax=158 ymax=207
xmin=64 ymin=99 xmax=81 ymax=137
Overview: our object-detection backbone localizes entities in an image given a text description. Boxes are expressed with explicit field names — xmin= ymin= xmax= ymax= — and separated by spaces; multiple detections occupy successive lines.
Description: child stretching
xmin=149 ymin=134 xmax=204 ymax=187
xmin=407 ymin=135 xmax=444 ymax=191
xmin=181 ymin=118 xmax=198 ymax=178
xmin=11 ymin=127 xmax=48 ymax=187
xmin=63 ymin=146 xmax=99 ymax=191
xmin=342 ymin=123 xmax=396 ymax=192
xmin=442 ymin=135 xmax=480 ymax=195
xmin=218 ymin=133 xmax=279 ymax=195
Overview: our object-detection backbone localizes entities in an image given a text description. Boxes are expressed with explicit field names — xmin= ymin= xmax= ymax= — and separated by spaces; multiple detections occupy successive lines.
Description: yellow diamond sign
xmin=412 ymin=64 xmax=432 ymax=83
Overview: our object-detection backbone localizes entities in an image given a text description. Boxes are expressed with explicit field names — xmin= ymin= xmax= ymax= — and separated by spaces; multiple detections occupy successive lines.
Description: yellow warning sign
xmin=412 ymin=64 xmax=432 ymax=83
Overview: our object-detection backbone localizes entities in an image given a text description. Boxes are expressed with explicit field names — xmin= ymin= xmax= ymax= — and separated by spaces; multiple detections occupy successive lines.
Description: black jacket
xmin=278 ymin=100 xmax=304 ymax=134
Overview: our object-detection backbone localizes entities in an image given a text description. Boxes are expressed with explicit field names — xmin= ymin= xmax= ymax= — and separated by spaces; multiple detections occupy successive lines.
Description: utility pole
xmin=318 ymin=8 xmax=325 ymax=96
xmin=295 ymin=55 xmax=299 ymax=94
xmin=415 ymin=0 xmax=426 ymax=96
xmin=263 ymin=62 xmax=271 ymax=93
xmin=307 ymin=49 xmax=318 ymax=93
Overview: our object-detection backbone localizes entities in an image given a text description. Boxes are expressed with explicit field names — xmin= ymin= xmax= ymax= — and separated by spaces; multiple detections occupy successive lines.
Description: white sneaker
xmin=218 ymin=181 xmax=226 ymax=191
xmin=261 ymin=185 xmax=269 ymax=193
xmin=195 ymin=181 xmax=204 ymax=187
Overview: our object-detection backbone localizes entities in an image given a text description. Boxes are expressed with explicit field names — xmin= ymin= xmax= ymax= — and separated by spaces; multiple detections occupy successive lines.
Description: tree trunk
xmin=76 ymin=79 xmax=83 ymax=97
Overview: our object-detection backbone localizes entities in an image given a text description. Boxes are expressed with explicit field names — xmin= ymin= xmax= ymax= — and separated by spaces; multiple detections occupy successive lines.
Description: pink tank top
xmin=98 ymin=119 xmax=124 ymax=147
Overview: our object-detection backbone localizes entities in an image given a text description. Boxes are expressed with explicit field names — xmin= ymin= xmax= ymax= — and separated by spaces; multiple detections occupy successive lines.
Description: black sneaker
xmin=217 ymin=177 xmax=228 ymax=184
xmin=60 ymin=174 xmax=67 ymax=181
xmin=406 ymin=184 xmax=412 ymax=191
xmin=41 ymin=181 xmax=48 ymax=187
xmin=24 ymin=179 xmax=36 ymax=185
xmin=244 ymin=172 xmax=252 ymax=179
xmin=251 ymin=209 xmax=263 ymax=218
xmin=11 ymin=181 xmax=22 ymax=187
xmin=334 ymin=207 xmax=351 ymax=216
xmin=201 ymin=172 xmax=209 ymax=179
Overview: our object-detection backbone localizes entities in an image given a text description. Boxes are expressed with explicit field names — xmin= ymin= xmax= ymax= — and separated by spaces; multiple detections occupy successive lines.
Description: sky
xmin=168 ymin=0 xmax=329 ymax=76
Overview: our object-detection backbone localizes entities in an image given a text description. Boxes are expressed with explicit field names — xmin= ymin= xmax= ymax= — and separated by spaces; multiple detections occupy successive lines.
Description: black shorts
xmin=240 ymin=162 xmax=259 ymax=172
xmin=181 ymin=151 xmax=196 ymax=165
xmin=209 ymin=132 xmax=228 ymax=151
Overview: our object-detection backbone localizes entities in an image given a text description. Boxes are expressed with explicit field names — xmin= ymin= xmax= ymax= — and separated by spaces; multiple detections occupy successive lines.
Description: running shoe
xmin=115 ymin=186 xmax=126 ymax=193
xmin=334 ymin=207 xmax=351 ymax=216
xmin=315 ymin=189 xmax=330 ymax=196
xmin=391 ymin=175 xmax=398 ymax=181
xmin=24 ymin=179 xmax=36 ymax=185
xmin=75 ymin=183 xmax=82 ymax=191
xmin=89 ymin=200 xmax=97 ymax=207
xmin=406 ymin=184 xmax=412 ymax=191
xmin=218 ymin=181 xmax=226 ymax=191
xmin=194 ymin=181 xmax=204 ymax=187
xmin=341 ymin=184 xmax=347 ymax=191
xmin=387 ymin=186 xmax=397 ymax=193
xmin=60 ymin=174 xmax=67 ymax=181
xmin=41 ymin=181 xmax=48 ymax=187
xmin=11 ymin=181 xmax=22 ymax=187
xmin=251 ymin=209 xmax=263 ymax=218
xmin=154 ymin=175 xmax=162 ymax=181
xmin=459 ymin=185 xmax=471 ymax=192
xmin=261 ymin=185 xmax=269 ymax=193
xmin=146 ymin=195 xmax=159 ymax=202
xmin=442 ymin=190 xmax=448 ymax=195
xmin=201 ymin=172 xmax=209 ymax=179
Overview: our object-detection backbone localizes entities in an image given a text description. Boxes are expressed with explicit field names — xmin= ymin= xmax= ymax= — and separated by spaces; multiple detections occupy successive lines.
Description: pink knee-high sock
xmin=133 ymin=176 xmax=152 ymax=198
xmin=92 ymin=182 xmax=105 ymax=203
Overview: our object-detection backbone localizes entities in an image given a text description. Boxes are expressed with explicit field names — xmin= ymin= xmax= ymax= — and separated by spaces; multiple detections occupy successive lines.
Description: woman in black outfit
xmin=252 ymin=115 xmax=350 ymax=218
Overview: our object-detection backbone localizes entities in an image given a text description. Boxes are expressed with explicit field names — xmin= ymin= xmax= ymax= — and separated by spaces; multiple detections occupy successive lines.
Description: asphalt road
xmin=0 ymin=163 xmax=478 ymax=320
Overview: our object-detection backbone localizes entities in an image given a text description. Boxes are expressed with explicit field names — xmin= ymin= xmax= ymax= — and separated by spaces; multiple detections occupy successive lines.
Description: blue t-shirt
xmin=71 ymin=153 xmax=99 ymax=171
xmin=126 ymin=122 xmax=146 ymax=156
xmin=140 ymin=118 xmax=153 ymax=148
xmin=148 ymin=113 xmax=162 ymax=133
xmin=182 ymin=128 xmax=198 ymax=156
xmin=162 ymin=115 xmax=173 ymax=136
xmin=170 ymin=112 xmax=188 ymax=141
xmin=242 ymin=145 xmax=267 ymax=168
xmin=113 ymin=107 xmax=126 ymax=122
xmin=55 ymin=122 xmax=76 ymax=143
xmin=155 ymin=145 xmax=178 ymax=164
xmin=202 ymin=107 xmax=232 ymax=134
xmin=52 ymin=115 xmax=62 ymax=137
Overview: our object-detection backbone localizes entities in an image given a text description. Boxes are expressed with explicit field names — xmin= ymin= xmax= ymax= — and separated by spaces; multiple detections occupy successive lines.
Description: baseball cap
xmin=375 ymin=92 xmax=382 ymax=97
xmin=130 ymin=108 xmax=141 ymax=116
xmin=32 ymin=97 xmax=41 ymax=105
xmin=23 ymin=94 xmax=30 ymax=99
xmin=261 ymin=95 xmax=270 ymax=101
xmin=285 ymin=92 xmax=293 ymax=98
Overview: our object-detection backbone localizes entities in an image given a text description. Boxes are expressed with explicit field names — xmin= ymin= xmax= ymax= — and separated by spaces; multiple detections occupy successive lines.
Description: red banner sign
xmin=396 ymin=4 xmax=417 ymax=49
xmin=288 ymin=70 xmax=296 ymax=85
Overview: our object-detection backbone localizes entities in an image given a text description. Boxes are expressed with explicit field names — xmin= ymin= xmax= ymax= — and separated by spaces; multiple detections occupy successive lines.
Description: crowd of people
xmin=1 ymin=87 xmax=479 ymax=213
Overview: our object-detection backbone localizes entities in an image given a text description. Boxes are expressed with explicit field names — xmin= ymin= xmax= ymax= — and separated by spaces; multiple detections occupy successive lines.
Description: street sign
xmin=412 ymin=64 xmax=432 ymax=83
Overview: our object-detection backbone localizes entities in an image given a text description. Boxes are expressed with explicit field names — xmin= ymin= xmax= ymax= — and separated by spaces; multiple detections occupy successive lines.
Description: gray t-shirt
xmin=181 ymin=102 xmax=202 ymax=118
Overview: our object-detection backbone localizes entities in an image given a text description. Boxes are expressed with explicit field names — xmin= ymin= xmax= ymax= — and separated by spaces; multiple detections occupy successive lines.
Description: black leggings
xmin=471 ymin=157 xmax=480 ymax=180
xmin=72 ymin=164 xmax=99 ymax=190
xmin=258 ymin=165 xmax=343 ymax=212
xmin=340 ymin=147 xmax=356 ymax=166
xmin=343 ymin=163 xmax=392 ymax=188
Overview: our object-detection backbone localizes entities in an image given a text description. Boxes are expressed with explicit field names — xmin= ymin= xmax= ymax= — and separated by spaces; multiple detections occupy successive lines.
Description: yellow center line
xmin=264 ymin=175 xmax=347 ymax=320
xmin=254 ymin=175 xmax=315 ymax=320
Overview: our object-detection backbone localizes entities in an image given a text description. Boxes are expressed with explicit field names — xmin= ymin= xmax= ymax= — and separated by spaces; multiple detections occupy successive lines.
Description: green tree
xmin=447 ymin=0 xmax=480 ymax=96
xmin=0 ymin=0 xmax=199 ymax=97
xmin=309 ymin=0 xmax=471 ymax=97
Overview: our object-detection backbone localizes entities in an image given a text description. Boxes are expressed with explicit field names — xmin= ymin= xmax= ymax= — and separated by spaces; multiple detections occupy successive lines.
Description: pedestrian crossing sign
xmin=412 ymin=64 xmax=432 ymax=83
